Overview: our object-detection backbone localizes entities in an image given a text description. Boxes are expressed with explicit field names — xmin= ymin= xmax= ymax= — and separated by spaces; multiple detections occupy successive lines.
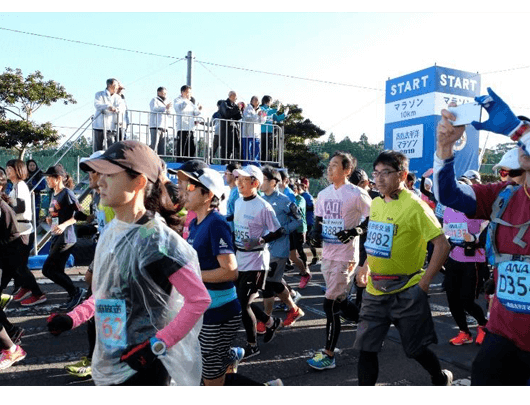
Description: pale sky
xmin=1 ymin=3 xmax=529 ymax=155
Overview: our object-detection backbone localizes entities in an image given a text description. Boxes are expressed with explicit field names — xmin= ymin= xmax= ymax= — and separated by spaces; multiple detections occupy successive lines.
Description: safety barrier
xmin=91 ymin=110 xmax=284 ymax=167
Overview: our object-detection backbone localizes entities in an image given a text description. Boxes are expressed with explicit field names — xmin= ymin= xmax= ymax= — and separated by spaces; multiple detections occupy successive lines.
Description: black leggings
xmin=16 ymin=235 xmax=43 ymax=296
xmin=42 ymin=241 xmax=77 ymax=297
xmin=236 ymin=271 xmax=268 ymax=344
xmin=114 ymin=359 xmax=171 ymax=386
xmin=444 ymin=257 xmax=487 ymax=333
xmin=324 ymin=298 xmax=341 ymax=352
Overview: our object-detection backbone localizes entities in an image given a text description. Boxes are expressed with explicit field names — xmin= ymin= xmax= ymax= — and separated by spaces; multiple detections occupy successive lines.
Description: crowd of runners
xmin=0 ymin=87 xmax=529 ymax=386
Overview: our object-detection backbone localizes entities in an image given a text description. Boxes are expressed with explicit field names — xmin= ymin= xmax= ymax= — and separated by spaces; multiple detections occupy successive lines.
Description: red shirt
xmin=472 ymin=181 xmax=530 ymax=352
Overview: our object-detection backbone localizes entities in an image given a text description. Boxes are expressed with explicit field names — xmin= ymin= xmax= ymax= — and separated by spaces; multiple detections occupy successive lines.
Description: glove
xmin=335 ymin=228 xmax=362 ymax=244
xmin=484 ymin=278 xmax=495 ymax=295
xmin=471 ymin=87 xmax=521 ymax=136
xmin=308 ymin=224 xmax=323 ymax=248
xmin=120 ymin=340 xmax=157 ymax=371
xmin=47 ymin=313 xmax=73 ymax=336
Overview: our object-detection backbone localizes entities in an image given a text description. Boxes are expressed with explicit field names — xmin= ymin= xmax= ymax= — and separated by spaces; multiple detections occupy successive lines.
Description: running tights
xmin=324 ymin=298 xmax=341 ymax=352
xmin=358 ymin=348 xmax=445 ymax=386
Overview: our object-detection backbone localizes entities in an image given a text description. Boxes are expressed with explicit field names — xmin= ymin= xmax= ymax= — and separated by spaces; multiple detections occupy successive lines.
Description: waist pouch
xmin=371 ymin=270 xmax=421 ymax=293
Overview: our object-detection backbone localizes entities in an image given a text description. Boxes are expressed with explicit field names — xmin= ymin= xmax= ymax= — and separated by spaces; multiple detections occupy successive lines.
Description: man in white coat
xmin=174 ymin=85 xmax=202 ymax=161
xmin=149 ymin=87 xmax=173 ymax=155
xmin=93 ymin=78 xmax=123 ymax=152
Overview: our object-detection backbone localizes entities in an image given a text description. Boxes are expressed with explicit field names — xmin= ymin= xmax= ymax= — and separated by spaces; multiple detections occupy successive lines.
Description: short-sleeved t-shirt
xmin=233 ymin=194 xmax=280 ymax=271
xmin=315 ymin=182 xmax=372 ymax=262
xmin=187 ymin=210 xmax=239 ymax=324
xmin=470 ymin=181 xmax=530 ymax=352
xmin=48 ymin=187 xmax=81 ymax=244
xmin=366 ymin=189 xmax=443 ymax=296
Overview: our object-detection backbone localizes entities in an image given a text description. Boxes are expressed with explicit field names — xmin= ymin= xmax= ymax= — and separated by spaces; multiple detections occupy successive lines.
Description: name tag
xmin=365 ymin=221 xmax=394 ymax=258
xmin=435 ymin=203 xmax=446 ymax=219
xmin=444 ymin=222 xmax=468 ymax=243
xmin=95 ymin=299 xmax=128 ymax=349
xmin=322 ymin=218 xmax=344 ymax=244
xmin=496 ymin=261 xmax=530 ymax=314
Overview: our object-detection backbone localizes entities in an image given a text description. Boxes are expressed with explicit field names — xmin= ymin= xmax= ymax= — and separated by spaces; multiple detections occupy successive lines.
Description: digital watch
xmin=150 ymin=337 xmax=167 ymax=357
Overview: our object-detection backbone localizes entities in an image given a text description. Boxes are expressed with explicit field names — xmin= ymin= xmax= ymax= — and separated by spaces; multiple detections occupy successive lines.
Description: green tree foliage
xmin=0 ymin=68 xmax=76 ymax=160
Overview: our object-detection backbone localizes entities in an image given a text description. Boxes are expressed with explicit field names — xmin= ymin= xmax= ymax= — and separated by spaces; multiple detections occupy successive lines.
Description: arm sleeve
xmin=262 ymin=227 xmax=285 ymax=243
xmin=11 ymin=198 xmax=25 ymax=214
xmin=155 ymin=265 xmax=211 ymax=348
xmin=68 ymin=296 xmax=96 ymax=328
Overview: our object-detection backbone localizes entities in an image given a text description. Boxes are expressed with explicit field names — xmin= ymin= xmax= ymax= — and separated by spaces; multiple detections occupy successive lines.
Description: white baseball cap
xmin=492 ymin=148 xmax=521 ymax=172
xmin=177 ymin=167 xmax=226 ymax=200
xmin=233 ymin=165 xmax=264 ymax=186
xmin=462 ymin=169 xmax=481 ymax=181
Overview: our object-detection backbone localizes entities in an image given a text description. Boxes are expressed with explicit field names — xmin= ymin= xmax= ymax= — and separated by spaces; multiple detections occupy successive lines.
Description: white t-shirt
xmin=234 ymin=194 xmax=281 ymax=271
xmin=315 ymin=182 xmax=371 ymax=262
xmin=9 ymin=181 xmax=33 ymax=235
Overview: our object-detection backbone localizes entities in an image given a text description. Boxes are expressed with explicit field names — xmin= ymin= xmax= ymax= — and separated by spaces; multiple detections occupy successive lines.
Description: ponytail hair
xmin=144 ymin=176 xmax=185 ymax=234
xmin=64 ymin=173 xmax=75 ymax=190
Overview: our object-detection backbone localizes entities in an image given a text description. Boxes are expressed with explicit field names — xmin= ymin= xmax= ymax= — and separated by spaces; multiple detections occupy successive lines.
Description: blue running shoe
xmin=307 ymin=352 xmax=336 ymax=370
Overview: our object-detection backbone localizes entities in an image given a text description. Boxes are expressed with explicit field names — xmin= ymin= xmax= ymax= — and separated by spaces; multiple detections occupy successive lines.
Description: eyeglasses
xmin=371 ymin=170 xmax=399 ymax=179
xmin=499 ymin=168 xmax=524 ymax=178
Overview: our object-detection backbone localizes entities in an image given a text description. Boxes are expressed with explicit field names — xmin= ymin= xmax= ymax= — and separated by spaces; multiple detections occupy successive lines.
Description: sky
xmin=2 ymin=3 xmax=530 ymax=157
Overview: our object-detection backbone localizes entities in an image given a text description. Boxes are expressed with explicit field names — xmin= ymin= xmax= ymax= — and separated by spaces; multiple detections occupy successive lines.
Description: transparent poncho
xmin=91 ymin=213 xmax=203 ymax=385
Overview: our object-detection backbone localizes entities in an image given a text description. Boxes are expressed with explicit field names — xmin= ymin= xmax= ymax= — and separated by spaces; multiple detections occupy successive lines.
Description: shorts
xmin=353 ymin=284 xmax=438 ymax=357
xmin=321 ymin=259 xmax=352 ymax=300
xmin=267 ymin=257 xmax=287 ymax=284
xmin=199 ymin=311 xmax=242 ymax=380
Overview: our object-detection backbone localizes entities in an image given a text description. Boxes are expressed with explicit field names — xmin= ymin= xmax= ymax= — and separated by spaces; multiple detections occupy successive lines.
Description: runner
xmin=179 ymin=166 xmax=240 ymax=385
xmin=42 ymin=165 xmax=86 ymax=311
xmin=300 ymin=178 xmax=320 ymax=266
xmin=46 ymin=140 xmax=210 ymax=386
xmin=307 ymin=151 xmax=371 ymax=370
xmin=442 ymin=187 xmax=489 ymax=346
xmin=232 ymin=165 xmax=285 ymax=358
xmin=353 ymin=150 xmax=453 ymax=386
xmin=259 ymin=166 xmax=305 ymax=331
xmin=434 ymin=88 xmax=530 ymax=385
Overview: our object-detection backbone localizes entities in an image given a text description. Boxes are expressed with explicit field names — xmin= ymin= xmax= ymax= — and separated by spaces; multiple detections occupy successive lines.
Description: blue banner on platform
xmin=384 ymin=66 xmax=481 ymax=180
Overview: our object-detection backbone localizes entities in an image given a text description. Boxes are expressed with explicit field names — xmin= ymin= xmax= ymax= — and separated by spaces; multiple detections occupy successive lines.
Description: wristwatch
xmin=150 ymin=337 xmax=167 ymax=357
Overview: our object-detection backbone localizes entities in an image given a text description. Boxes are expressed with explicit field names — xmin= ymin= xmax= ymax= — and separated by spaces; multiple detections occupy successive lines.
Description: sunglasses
xmin=499 ymin=169 xmax=524 ymax=178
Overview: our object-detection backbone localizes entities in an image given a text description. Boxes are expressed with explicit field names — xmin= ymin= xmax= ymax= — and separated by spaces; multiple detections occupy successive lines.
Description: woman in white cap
xmin=47 ymin=140 xmax=210 ymax=386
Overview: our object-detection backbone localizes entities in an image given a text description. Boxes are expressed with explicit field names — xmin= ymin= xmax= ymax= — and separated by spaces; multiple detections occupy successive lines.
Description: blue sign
xmin=384 ymin=66 xmax=481 ymax=180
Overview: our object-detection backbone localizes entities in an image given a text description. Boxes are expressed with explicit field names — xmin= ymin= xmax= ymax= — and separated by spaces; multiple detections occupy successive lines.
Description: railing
xmin=25 ymin=108 xmax=285 ymax=255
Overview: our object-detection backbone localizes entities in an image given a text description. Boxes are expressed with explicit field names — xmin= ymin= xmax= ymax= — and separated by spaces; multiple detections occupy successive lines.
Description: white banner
xmin=393 ymin=124 xmax=423 ymax=159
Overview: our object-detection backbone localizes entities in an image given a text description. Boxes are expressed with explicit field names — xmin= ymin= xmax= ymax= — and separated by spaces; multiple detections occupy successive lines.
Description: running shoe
xmin=264 ymin=378 xmax=284 ymax=386
xmin=13 ymin=288 xmax=31 ymax=302
xmin=65 ymin=357 xmax=92 ymax=378
xmin=61 ymin=288 xmax=87 ymax=312
xmin=243 ymin=344 xmax=260 ymax=359
xmin=292 ymin=291 xmax=302 ymax=306
xmin=285 ymin=262 xmax=294 ymax=271
xmin=475 ymin=326 xmax=486 ymax=345
xmin=283 ymin=307 xmax=305 ymax=327
xmin=307 ymin=352 xmax=336 ymax=370
xmin=20 ymin=294 xmax=47 ymax=307
xmin=299 ymin=273 xmax=312 ymax=289
xmin=226 ymin=347 xmax=245 ymax=374
xmin=256 ymin=321 xmax=266 ymax=335
xmin=310 ymin=257 xmax=321 ymax=267
xmin=263 ymin=317 xmax=283 ymax=344
xmin=0 ymin=346 xmax=27 ymax=370
xmin=0 ymin=294 xmax=13 ymax=310
xmin=449 ymin=331 xmax=473 ymax=346
xmin=441 ymin=369 xmax=453 ymax=386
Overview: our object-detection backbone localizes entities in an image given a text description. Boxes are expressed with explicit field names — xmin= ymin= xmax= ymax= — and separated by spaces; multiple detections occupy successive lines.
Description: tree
xmin=0 ymin=68 xmax=76 ymax=160
xmin=275 ymin=102 xmax=326 ymax=179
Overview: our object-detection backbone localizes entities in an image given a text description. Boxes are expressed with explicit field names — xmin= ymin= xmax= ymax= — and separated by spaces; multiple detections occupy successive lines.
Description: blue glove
xmin=471 ymin=87 xmax=521 ymax=136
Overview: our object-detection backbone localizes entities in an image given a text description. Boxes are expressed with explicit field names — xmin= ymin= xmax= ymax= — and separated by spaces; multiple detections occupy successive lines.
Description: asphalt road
xmin=0 ymin=244 xmax=487 ymax=387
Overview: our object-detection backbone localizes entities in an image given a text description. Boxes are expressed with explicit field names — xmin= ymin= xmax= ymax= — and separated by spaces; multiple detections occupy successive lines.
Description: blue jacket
xmin=262 ymin=190 xmax=301 ymax=258
xmin=260 ymin=105 xmax=286 ymax=134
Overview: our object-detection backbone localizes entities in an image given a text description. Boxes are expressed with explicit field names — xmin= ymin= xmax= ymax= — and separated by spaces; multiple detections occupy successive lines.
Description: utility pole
xmin=186 ymin=51 xmax=194 ymax=87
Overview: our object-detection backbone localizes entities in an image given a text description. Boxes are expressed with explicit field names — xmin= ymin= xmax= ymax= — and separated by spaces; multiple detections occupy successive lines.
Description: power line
xmin=0 ymin=26 xmax=384 ymax=91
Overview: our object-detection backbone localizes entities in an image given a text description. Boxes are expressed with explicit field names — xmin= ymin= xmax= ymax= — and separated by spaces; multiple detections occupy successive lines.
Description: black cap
xmin=349 ymin=169 xmax=368 ymax=186
xmin=43 ymin=165 xmax=66 ymax=177
xmin=167 ymin=159 xmax=208 ymax=176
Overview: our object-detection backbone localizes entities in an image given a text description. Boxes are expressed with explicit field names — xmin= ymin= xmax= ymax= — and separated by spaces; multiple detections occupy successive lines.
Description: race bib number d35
xmin=95 ymin=299 xmax=128 ymax=349
xmin=365 ymin=221 xmax=394 ymax=259
xmin=497 ymin=261 xmax=530 ymax=314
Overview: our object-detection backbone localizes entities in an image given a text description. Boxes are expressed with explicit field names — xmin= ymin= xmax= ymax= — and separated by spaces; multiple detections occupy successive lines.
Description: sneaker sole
xmin=449 ymin=340 xmax=473 ymax=346
xmin=263 ymin=322 xmax=283 ymax=344
xmin=66 ymin=369 xmax=92 ymax=378
xmin=284 ymin=311 xmax=305 ymax=327
xmin=13 ymin=292 xmax=32 ymax=302
xmin=20 ymin=297 xmax=47 ymax=307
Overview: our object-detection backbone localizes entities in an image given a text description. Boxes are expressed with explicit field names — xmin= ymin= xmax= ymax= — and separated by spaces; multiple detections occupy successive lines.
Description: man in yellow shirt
xmin=354 ymin=150 xmax=452 ymax=386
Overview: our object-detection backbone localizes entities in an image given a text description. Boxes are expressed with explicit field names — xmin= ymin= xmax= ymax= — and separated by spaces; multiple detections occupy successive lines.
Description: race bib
xmin=435 ymin=203 xmax=446 ymax=219
xmin=365 ymin=221 xmax=394 ymax=258
xmin=234 ymin=224 xmax=250 ymax=247
xmin=322 ymin=218 xmax=345 ymax=244
xmin=444 ymin=222 xmax=468 ymax=243
xmin=496 ymin=261 xmax=530 ymax=314
xmin=95 ymin=299 xmax=128 ymax=349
